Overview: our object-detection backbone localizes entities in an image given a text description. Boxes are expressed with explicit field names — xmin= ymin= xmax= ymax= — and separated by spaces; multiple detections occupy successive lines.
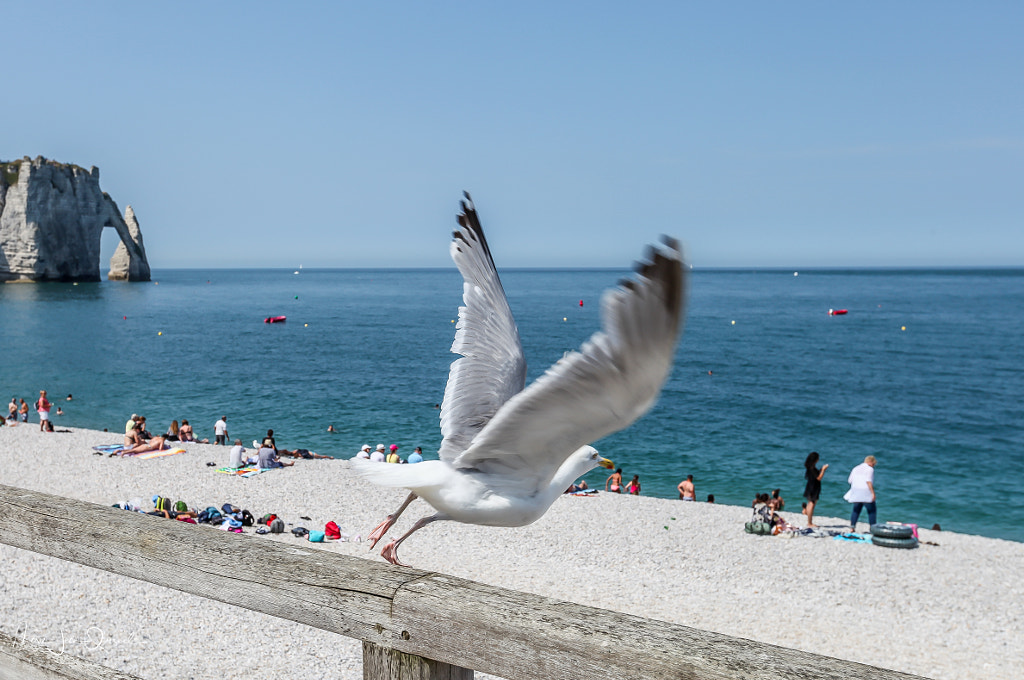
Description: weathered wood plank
xmin=0 ymin=630 xmax=142 ymax=680
xmin=0 ymin=484 xmax=926 ymax=680
xmin=362 ymin=641 xmax=472 ymax=680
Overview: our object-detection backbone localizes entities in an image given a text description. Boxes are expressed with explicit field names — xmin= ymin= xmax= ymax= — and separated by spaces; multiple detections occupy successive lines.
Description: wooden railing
xmin=0 ymin=484 xmax=923 ymax=679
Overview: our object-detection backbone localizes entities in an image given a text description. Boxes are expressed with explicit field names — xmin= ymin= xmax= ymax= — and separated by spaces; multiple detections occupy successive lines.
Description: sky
xmin=2 ymin=2 xmax=1022 ymax=268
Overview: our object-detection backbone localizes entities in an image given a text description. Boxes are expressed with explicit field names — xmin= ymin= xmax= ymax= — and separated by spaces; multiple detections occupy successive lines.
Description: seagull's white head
xmin=564 ymin=445 xmax=614 ymax=481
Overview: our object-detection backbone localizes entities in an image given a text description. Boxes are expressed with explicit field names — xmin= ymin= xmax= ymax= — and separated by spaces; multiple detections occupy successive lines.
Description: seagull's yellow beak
xmin=598 ymin=457 xmax=614 ymax=469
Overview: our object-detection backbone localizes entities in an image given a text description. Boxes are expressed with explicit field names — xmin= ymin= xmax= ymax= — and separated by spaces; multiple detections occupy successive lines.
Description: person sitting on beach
xmin=177 ymin=419 xmax=208 ymax=443
xmin=626 ymin=475 xmax=641 ymax=495
xmin=605 ymin=468 xmax=623 ymax=493
xmin=565 ymin=480 xmax=589 ymax=493
xmin=370 ymin=444 xmax=386 ymax=462
xmin=262 ymin=429 xmax=278 ymax=451
xmin=166 ymin=420 xmax=180 ymax=441
xmin=354 ymin=444 xmax=371 ymax=460
xmin=136 ymin=416 xmax=152 ymax=440
xmin=386 ymin=444 xmax=401 ymax=463
xmin=258 ymin=445 xmax=293 ymax=469
xmin=770 ymin=488 xmax=785 ymax=511
xmin=229 ymin=439 xmax=255 ymax=468
xmin=752 ymin=493 xmax=773 ymax=523
xmin=125 ymin=413 xmax=138 ymax=435
xmin=407 ymin=446 xmax=424 ymax=464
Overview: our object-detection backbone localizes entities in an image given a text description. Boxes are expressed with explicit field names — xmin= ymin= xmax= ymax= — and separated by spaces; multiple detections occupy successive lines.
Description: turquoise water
xmin=1 ymin=268 xmax=1022 ymax=542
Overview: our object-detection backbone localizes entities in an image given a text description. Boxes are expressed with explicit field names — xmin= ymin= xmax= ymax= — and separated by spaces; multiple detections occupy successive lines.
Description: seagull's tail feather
xmin=350 ymin=459 xmax=453 ymax=490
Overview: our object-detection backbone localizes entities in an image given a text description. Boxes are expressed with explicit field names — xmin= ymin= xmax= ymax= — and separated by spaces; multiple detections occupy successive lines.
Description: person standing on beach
xmin=626 ymin=475 xmax=641 ymax=495
xmin=35 ymin=390 xmax=52 ymax=432
xmin=802 ymin=451 xmax=828 ymax=528
xmin=605 ymin=468 xmax=623 ymax=493
xmin=19 ymin=399 xmax=29 ymax=422
xmin=214 ymin=416 xmax=228 ymax=445
xmin=8 ymin=397 xmax=17 ymax=422
xmin=677 ymin=475 xmax=696 ymax=501
xmin=844 ymin=455 xmax=877 ymax=530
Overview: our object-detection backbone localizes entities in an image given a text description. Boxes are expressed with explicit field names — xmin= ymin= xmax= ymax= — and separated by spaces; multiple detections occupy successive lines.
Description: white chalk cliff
xmin=0 ymin=156 xmax=150 ymax=282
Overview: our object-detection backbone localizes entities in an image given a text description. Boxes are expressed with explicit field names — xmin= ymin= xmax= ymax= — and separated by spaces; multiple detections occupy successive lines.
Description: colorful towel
xmin=135 ymin=448 xmax=186 ymax=460
xmin=215 ymin=465 xmax=268 ymax=478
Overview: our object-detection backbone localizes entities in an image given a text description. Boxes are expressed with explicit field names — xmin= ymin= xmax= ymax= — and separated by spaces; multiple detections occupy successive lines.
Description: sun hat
xmin=376 ymin=444 xmax=385 ymax=451
xmin=361 ymin=444 xmax=370 ymax=451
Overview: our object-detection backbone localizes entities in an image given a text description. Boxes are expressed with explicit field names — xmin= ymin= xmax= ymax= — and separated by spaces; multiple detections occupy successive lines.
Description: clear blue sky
xmin=2 ymin=2 xmax=1021 ymax=268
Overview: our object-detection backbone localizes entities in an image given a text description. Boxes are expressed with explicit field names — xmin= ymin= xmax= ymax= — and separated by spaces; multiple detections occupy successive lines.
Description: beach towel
xmin=833 ymin=532 xmax=872 ymax=543
xmin=214 ymin=465 xmax=268 ymax=478
xmin=136 ymin=448 xmax=186 ymax=460
xmin=92 ymin=444 xmax=125 ymax=454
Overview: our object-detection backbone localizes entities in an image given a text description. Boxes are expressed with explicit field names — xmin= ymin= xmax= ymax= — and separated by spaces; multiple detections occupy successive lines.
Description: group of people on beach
xmin=801 ymin=451 xmax=878 ymax=531
xmin=231 ymin=429 xmax=332 ymax=469
xmin=352 ymin=443 xmax=424 ymax=464
xmin=604 ymin=468 xmax=641 ymax=495
xmin=5 ymin=391 xmax=69 ymax=432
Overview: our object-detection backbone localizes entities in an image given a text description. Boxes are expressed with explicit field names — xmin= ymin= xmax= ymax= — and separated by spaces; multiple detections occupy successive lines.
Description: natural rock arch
xmin=0 ymin=157 xmax=150 ymax=282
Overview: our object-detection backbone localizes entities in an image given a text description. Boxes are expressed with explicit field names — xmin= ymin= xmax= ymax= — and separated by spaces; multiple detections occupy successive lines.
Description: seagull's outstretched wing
xmin=438 ymin=193 xmax=527 ymax=462
xmin=452 ymin=237 xmax=686 ymax=492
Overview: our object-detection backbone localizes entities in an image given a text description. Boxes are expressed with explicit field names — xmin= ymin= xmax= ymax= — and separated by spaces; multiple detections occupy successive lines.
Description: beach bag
xmin=269 ymin=518 xmax=285 ymax=533
xmin=198 ymin=507 xmax=224 ymax=524
xmin=291 ymin=526 xmax=309 ymax=538
xmin=173 ymin=501 xmax=189 ymax=513
xmin=222 ymin=503 xmax=240 ymax=515
xmin=259 ymin=513 xmax=277 ymax=525
xmin=745 ymin=521 xmax=772 ymax=535
xmin=324 ymin=521 xmax=341 ymax=540
xmin=154 ymin=496 xmax=173 ymax=512
xmin=308 ymin=531 xmax=325 ymax=543
xmin=240 ymin=509 xmax=255 ymax=527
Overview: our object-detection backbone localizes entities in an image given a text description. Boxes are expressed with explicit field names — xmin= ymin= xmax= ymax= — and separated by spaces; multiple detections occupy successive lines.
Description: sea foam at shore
xmin=0 ymin=425 xmax=1021 ymax=679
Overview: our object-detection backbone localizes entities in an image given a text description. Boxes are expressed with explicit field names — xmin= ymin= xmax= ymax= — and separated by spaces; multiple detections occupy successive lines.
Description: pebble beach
xmin=0 ymin=425 xmax=1020 ymax=679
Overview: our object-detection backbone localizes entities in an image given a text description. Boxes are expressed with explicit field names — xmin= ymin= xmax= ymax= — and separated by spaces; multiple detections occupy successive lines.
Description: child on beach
xmin=627 ymin=475 xmax=641 ymax=495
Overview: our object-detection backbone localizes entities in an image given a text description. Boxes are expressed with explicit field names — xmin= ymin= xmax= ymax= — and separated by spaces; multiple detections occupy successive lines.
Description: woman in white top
xmin=844 ymin=455 xmax=877 ymax=530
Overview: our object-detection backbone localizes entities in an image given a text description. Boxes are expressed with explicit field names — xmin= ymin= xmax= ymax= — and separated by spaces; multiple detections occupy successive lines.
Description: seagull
xmin=352 ymin=192 xmax=687 ymax=566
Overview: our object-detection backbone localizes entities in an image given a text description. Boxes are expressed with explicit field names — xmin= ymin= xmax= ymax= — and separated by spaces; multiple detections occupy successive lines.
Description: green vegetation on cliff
xmin=0 ymin=161 xmax=19 ymax=187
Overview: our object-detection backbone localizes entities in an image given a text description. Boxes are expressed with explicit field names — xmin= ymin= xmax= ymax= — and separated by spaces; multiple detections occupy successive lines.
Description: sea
xmin=1 ymin=268 xmax=1022 ymax=542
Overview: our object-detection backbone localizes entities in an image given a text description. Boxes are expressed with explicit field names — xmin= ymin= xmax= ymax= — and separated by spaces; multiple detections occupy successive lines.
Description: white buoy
xmin=793 ymin=272 xmax=798 ymax=276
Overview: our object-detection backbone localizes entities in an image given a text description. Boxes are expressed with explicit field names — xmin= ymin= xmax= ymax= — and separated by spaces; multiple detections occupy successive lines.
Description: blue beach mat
xmin=92 ymin=444 xmax=124 ymax=455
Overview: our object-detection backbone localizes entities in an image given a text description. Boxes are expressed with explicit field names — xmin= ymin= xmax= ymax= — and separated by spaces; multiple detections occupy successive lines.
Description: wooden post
xmin=363 ymin=641 xmax=472 ymax=680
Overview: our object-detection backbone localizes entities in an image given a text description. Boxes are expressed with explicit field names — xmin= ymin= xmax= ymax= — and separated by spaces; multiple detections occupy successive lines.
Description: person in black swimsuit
xmin=803 ymin=451 xmax=829 ymax=528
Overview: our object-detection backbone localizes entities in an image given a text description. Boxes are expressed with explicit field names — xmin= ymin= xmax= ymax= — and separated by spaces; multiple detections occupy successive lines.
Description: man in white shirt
xmin=844 ymin=455 xmax=877 ymax=530
xmin=214 ymin=416 xmax=228 ymax=445
xmin=354 ymin=445 xmax=371 ymax=460
xmin=369 ymin=444 xmax=386 ymax=463
xmin=229 ymin=439 xmax=249 ymax=468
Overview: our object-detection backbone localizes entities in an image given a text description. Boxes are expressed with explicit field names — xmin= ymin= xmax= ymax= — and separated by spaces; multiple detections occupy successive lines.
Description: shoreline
xmin=1 ymin=424 xmax=1021 ymax=679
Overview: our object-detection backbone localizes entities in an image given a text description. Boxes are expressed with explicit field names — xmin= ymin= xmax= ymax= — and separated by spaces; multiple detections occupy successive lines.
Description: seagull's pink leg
xmin=380 ymin=514 xmax=443 ymax=567
xmin=367 ymin=492 xmax=417 ymax=548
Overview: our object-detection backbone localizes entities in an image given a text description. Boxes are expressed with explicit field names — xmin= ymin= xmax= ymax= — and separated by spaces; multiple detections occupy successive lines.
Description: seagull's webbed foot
xmin=367 ymin=492 xmax=418 ymax=549
xmin=380 ymin=540 xmax=409 ymax=567
xmin=367 ymin=516 xmax=396 ymax=549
